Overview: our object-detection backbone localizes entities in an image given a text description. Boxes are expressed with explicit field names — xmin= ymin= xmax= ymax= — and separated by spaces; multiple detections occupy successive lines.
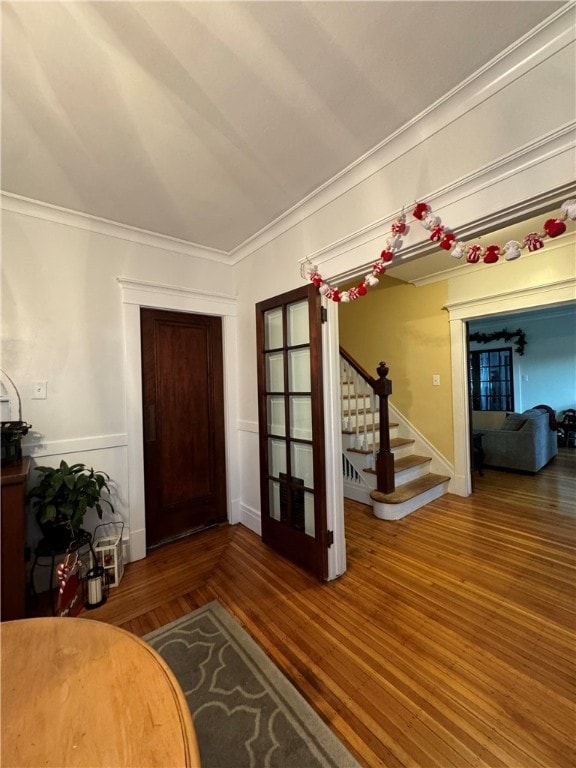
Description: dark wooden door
xmin=141 ymin=309 xmax=227 ymax=548
xmin=256 ymin=285 xmax=329 ymax=580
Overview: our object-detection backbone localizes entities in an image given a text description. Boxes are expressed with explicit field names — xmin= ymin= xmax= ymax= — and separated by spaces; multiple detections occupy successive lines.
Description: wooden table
xmin=1 ymin=617 xmax=201 ymax=767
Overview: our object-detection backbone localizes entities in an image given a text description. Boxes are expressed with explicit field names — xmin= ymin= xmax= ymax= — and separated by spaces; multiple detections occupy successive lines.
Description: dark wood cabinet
xmin=1 ymin=456 xmax=30 ymax=621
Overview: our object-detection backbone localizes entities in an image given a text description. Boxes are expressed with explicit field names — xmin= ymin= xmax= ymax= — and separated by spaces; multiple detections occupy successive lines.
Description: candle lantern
xmin=84 ymin=564 xmax=109 ymax=609
xmin=91 ymin=522 xmax=124 ymax=588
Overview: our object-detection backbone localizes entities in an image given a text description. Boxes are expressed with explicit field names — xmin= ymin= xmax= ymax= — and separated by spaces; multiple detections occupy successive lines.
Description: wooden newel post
xmin=373 ymin=361 xmax=395 ymax=494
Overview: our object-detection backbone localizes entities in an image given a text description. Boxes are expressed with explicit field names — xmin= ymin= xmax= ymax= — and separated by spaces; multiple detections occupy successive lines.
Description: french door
xmin=256 ymin=285 xmax=329 ymax=580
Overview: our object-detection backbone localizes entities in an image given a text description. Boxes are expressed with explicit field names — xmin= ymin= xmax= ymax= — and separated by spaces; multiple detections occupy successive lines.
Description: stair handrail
xmin=339 ymin=347 xmax=377 ymax=387
xmin=339 ymin=348 xmax=395 ymax=494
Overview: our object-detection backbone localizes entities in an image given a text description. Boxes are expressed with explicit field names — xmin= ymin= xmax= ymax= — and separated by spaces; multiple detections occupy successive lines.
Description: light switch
xmin=32 ymin=381 xmax=47 ymax=399
xmin=432 ymin=374 xmax=440 ymax=386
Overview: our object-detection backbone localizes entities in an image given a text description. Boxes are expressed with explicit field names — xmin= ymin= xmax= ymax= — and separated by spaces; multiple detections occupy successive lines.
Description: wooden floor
xmin=50 ymin=450 xmax=576 ymax=766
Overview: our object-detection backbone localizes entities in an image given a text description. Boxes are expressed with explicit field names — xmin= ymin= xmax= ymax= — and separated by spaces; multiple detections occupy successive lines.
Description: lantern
xmin=84 ymin=565 xmax=109 ymax=609
xmin=91 ymin=522 xmax=125 ymax=588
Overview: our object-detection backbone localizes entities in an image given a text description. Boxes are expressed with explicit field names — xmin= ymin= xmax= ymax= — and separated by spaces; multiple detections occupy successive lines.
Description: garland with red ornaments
xmin=305 ymin=198 xmax=576 ymax=303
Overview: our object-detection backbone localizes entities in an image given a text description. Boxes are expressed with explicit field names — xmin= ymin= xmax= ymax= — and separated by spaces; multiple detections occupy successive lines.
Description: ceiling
xmin=1 ymin=1 xmax=566 ymax=257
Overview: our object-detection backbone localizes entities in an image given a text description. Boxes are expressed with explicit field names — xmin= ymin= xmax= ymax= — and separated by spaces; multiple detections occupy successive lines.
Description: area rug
xmin=144 ymin=601 xmax=360 ymax=768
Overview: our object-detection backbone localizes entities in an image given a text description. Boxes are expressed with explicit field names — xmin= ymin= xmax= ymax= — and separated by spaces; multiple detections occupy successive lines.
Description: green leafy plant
xmin=27 ymin=460 xmax=115 ymax=535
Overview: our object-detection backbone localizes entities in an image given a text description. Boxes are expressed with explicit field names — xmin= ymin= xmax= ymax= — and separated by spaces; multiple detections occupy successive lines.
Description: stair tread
xmin=342 ymin=393 xmax=372 ymax=399
xmin=364 ymin=454 xmax=432 ymax=475
xmin=347 ymin=436 xmax=415 ymax=455
xmin=347 ymin=437 xmax=414 ymax=455
xmin=394 ymin=454 xmax=433 ymax=471
xmin=370 ymin=473 xmax=450 ymax=504
xmin=342 ymin=422 xmax=398 ymax=434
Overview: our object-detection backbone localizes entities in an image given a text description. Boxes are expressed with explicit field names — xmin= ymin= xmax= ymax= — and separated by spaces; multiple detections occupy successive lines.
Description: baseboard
xmin=239 ymin=504 xmax=262 ymax=537
xmin=342 ymin=483 xmax=372 ymax=506
xmin=128 ymin=527 xmax=146 ymax=562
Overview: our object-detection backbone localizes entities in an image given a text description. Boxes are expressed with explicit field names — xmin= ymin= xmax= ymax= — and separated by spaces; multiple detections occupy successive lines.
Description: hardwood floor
xmin=45 ymin=449 xmax=576 ymax=766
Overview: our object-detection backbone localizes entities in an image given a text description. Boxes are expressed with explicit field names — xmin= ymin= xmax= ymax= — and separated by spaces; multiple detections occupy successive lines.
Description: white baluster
xmin=354 ymin=369 xmax=361 ymax=449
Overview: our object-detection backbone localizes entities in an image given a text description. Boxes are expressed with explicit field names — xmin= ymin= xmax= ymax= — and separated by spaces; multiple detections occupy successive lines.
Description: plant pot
xmin=38 ymin=521 xmax=76 ymax=552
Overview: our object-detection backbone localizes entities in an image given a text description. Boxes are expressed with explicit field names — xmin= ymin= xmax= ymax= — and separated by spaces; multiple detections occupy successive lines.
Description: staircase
xmin=340 ymin=351 xmax=451 ymax=520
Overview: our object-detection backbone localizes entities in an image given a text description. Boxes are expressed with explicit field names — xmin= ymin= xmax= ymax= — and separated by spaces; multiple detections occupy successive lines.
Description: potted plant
xmin=27 ymin=460 xmax=115 ymax=549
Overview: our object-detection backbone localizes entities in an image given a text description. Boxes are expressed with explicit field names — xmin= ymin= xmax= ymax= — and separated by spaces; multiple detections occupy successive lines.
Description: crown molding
xmin=229 ymin=3 xmax=576 ymax=264
xmin=117 ymin=277 xmax=238 ymax=315
xmin=444 ymin=277 xmax=576 ymax=320
xmin=0 ymin=191 xmax=231 ymax=263
xmin=303 ymin=127 xmax=575 ymax=270
xmin=303 ymin=125 xmax=575 ymax=287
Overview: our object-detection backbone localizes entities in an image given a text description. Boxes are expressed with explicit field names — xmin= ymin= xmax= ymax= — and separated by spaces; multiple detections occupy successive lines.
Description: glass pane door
xmin=256 ymin=285 xmax=328 ymax=579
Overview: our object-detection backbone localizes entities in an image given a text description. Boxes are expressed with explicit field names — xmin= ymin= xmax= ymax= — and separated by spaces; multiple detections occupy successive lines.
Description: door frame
xmin=445 ymin=277 xmax=576 ymax=496
xmin=323 ymin=300 xmax=347 ymax=579
xmin=118 ymin=278 xmax=239 ymax=562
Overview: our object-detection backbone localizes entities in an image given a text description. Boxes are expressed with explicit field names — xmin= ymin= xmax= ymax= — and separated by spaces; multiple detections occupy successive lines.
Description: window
xmin=469 ymin=347 xmax=514 ymax=411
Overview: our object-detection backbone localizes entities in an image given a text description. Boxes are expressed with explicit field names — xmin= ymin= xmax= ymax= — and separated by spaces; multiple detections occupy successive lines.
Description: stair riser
xmin=363 ymin=461 xmax=431 ymax=487
xmin=341 ymin=433 xmax=373 ymax=452
xmin=343 ymin=424 xmax=399 ymax=441
xmin=394 ymin=462 xmax=431 ymax=485
xmin=346 ymin=452 xmax=431 ymax=489
xmin=372 ymin=481 xmax=449 ymax=521
xmin=342 ymin=413 xmax=379 ymax=430
xmin=390 ymin=443 xmax=414 ymax=460
xmin=344 ymin=442 xmax=415 ymax=463
xmin=341 ymin=391 xmax=373 ymax=403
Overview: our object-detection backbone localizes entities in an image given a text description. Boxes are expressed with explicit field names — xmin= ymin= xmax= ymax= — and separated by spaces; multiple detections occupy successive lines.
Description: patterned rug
xmin=144 ymin=601 xmax=360 ymax=768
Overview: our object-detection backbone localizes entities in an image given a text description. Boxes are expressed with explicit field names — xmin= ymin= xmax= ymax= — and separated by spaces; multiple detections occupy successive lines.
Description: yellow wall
xmin=339 ymin=275 xmax=454 ymax=462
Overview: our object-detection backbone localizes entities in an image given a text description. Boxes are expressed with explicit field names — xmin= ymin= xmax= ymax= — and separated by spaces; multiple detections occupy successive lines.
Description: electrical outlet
xmin=432 ymin=374 xmax=440 ymax=386
xmin=32 ymin=381 xmax=47 ymax=399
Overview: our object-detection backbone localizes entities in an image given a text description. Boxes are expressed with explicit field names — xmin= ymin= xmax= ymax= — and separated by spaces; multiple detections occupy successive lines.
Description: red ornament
xmin=357 ymin=283 xmax=367 ymax=296
xmin=380 ymin=249 xmax=394 ymax=262
xmin=524 ymin=233 xmax=544 ymax=251
xmin=413 ymin=202 xmax=430 ymax=220
xmin=391 ymin=218 xmax=407 ymax=234
xmin=373 ymin=262 xmax=386 ymax=275
xmin=439 ymin=232 xmax=456 ymax=250
xmin=311 ymin=272 xmax=323 ymax=287
xmin=483 ymin=245 xmax=500 ymax=264
xmin=430 ymin=224 xmax=445 ymax=242
xmin=543 ymin=218 xmax=566 ymax=238
xmin=466 ymin=245 xmax=483 ymax=264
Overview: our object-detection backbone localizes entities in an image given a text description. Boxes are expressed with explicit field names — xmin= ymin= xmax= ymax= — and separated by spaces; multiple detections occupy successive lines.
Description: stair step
xmin=364 ymin=454 xmax=431 ymax=475
xmin=341 ymin=393 xmax=372 ymax=401
xmin=370 ymin=473 xmax=450 ymax=505
xmin=347 ymin=436 xmax=414 ymax=455
xmin=342 ymin=422 xmax=398 ymax=435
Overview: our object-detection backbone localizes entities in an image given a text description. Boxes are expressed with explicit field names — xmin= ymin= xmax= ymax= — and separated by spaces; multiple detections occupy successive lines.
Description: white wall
xmin=1 ymin=205 xmax=234 ymax=560
xmin=469 ymin=304 xmax=576 ymax=415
